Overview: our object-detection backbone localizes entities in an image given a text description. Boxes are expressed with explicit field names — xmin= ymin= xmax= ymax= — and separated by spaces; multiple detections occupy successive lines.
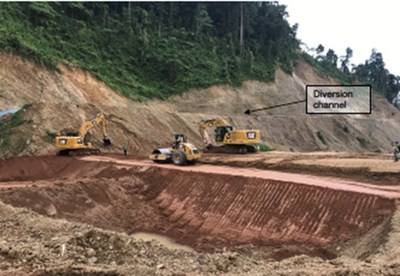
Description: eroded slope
xmin=1 ymin=53 xmax=400 ymax=157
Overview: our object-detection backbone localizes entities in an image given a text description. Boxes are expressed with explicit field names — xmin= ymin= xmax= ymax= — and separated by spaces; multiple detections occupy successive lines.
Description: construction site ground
xmin=0 ymin=151 xmax=399 ymax=275
xmin=201 ymin=151 xmax=400 ymax=185
xmin=2 ymin=53 xmax=400 ymax=275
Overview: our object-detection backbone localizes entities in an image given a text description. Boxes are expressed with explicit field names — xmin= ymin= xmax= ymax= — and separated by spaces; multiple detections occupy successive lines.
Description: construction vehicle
xmin=198 ymin=118 xmax=261 ymax=154
xmin=55 ymin=113 xmax=112 ymax=156
xmin=149 ymin=133 xmax=201 ymax=165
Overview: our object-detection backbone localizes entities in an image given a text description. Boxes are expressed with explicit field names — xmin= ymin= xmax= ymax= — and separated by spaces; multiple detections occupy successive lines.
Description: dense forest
xmin=0 ymin=2 xmax=398 ymax=103
xmin=0 ymin=2 xmax=298 ymax=100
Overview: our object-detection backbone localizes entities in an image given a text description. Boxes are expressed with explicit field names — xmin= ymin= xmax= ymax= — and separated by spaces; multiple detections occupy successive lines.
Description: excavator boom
xmin=78 ymin=113 xmax=111 ymax=146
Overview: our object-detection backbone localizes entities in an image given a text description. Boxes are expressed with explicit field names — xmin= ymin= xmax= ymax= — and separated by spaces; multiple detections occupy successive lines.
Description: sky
xmin=278 ymin=0 xmax=400 ymax=76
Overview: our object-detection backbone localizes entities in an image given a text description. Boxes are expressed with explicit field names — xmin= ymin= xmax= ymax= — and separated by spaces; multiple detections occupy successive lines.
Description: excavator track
xmin=57 ymin=148 xmax=101 ymax=156
xmin=204 ymin=144 xmax=258 ymax=154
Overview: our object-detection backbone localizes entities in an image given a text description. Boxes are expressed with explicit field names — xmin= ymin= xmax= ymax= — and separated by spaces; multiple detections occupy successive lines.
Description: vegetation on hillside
xmin=301 ymin=44 xmax=400 ymax=102
xmin=0 ymin=2 xmax=398 ymax=104
xmin=0 ymin=2 xmax=298 ymax=100
xmin=0 ymin=105 xmax=32 ymax=156
xmin=352 ymin=49 xmax=400 ymax=101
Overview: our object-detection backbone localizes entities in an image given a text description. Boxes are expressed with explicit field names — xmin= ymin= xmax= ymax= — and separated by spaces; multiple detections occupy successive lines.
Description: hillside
xmin=0 ymin=2 xmax=298 ymax=100
xmin=1 ymin=52 xmax=400 ymax=158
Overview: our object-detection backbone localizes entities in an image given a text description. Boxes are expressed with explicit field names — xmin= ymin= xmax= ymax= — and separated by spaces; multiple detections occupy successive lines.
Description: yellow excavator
xmin=198 ymin=118 xmax=261 ymax=154
xmin=149 ymin=133 xmax=201 ymax=165
xmin=55 ymin=113 xmax=112 ymax=156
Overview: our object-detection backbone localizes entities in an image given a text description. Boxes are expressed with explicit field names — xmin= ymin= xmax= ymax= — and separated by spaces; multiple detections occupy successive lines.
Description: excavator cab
xmin=214 ymin=126 xmax=233 ymax=142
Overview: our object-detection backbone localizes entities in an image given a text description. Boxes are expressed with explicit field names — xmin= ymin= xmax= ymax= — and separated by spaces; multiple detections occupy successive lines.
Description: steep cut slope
xmin=1 ymin=52 xmax=400 ymax=157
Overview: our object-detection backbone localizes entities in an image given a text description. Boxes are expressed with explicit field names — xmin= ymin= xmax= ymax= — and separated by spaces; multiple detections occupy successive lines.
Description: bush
xmin=0 ymin=107 xmax=29 ymax=154
xmin=316 ymin=131 xmax=327 ymax=145
xmin=356 ymin=137 xmax=368 ymax=148
xmin=258 ymin=143 xmax=273 ymax=152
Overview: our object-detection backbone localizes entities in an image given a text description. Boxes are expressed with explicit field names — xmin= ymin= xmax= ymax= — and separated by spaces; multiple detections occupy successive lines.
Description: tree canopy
xmin=302 ymin=46 xmax=400 ymax=103
xmin=1 ymin=2 xmax=398 ymax=104
xmin=0 ymin=2 xmax=298 ymax=100
xmin=352 ymin=49 xmax=400 ymax=101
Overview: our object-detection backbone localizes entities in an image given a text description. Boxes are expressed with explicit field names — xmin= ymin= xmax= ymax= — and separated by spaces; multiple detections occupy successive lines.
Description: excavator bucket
xmin=103 ymin=138 xmax=112 ymax=146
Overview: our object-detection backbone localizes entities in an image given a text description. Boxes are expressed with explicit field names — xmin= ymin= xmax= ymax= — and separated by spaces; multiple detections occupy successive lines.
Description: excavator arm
xmin=79 ymin=113 xmax=111 ymax=146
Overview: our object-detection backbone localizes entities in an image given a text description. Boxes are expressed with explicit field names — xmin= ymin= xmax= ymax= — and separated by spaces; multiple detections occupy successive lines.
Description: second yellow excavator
xmin=54 ymin=113 xmax=112 ymax=156
xmin=198 ymin=118 xmax=261 ymax=154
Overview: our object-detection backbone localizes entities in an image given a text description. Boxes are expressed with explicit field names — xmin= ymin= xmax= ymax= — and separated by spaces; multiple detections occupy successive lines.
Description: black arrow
xmin=244 ymin=99 xmax=306 ymax=115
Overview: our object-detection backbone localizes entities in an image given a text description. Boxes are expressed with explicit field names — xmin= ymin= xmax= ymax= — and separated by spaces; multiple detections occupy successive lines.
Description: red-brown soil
xmin=0 ymin=154 xmax=398 ymax=261
xmin=1 ymin=49 xmax=400 ymax=275
xmin=199 ymin=151 xmax=400 ymax=186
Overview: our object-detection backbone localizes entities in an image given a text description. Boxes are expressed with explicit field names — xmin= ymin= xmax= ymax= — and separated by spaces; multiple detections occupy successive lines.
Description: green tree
xmin=194 ymin=4 xmax=213 ymax=40
xmin=340 ymin=47 xmax=353 ymax=74
xmin=352 ymin=49 xmax=398 ymax=102
xmin=315 ymin=44 xmax=324 ymax=61
xmin=316 ymin=44 xmax=324 ymax=55
xmin=325 ymin=49 xmax=338 ymax=67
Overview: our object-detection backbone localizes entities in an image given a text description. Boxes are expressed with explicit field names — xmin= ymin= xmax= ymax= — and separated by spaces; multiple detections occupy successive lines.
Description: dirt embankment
xmin=0 ymin=155 xmax=397 ymax=255
xmin=0 ymin=155 xmax=400 ymax=275
xmin=1 ymin=201 xmax=399 ymax=276
xmin=1 ymin=53 xmax=400 ymax=158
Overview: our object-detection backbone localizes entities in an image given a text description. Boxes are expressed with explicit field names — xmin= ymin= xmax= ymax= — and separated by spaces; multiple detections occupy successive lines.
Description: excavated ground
xmin=0 ymin=154 xmax=399 ymax=266
xmin=2 ymin=52 xmax=400 ymax=275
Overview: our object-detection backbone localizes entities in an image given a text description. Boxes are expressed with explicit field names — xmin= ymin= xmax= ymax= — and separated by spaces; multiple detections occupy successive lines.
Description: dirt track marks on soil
xmin=152 ymin=169 xmax=396 ymax=245
xmin=78 ymin=156 xmax=398 ymax=246
xmin=1 ymin=155 xmax=398 ymax=252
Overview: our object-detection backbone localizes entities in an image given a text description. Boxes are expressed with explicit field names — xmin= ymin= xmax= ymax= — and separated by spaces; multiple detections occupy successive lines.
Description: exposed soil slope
xmin=1 ymin=201 xmax=399 ymax=276
xmin=1 ymin=53 xmax=400 ymax=158
xmin=0 ymin=155 xmax=400 ymax=275
xmin=0 ymin=155 xmax=397 ymax=252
